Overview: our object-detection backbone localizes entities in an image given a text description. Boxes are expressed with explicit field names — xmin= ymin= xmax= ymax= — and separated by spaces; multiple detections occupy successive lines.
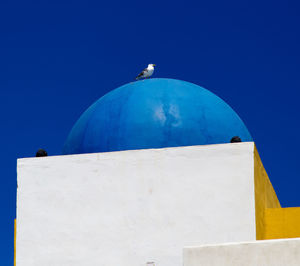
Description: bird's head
xmin=148 ymin=64 xmax=156 ymax=68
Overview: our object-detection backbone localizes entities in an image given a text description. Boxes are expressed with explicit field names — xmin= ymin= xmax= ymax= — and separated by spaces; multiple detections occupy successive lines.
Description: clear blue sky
xmin=1 ymin=0 xmax=300 ymax=264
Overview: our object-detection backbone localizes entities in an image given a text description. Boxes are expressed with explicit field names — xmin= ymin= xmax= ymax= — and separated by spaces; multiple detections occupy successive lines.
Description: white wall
xmin=184 ymin=238 xmax=300 ymax=266
xmin=16 ymin=143 xmax=256 ymax=266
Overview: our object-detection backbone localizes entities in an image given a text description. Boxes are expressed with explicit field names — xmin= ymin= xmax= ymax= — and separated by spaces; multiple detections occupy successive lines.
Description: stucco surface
xmin=184 ymin=238 xmax=300 ymax=266
xmin=17 ymin=143 xmax=256 ymax=266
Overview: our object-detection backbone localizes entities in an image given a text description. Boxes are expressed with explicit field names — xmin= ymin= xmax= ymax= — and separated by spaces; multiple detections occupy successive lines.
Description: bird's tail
xmin=136 ymin=72 xmax=143 ymax=80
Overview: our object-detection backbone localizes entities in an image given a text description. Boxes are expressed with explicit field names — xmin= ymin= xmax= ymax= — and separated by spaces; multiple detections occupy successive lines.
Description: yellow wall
xmin=14 ymin=219 xmax=16 ymax=266
xmin=254 ymin=146 xmax=300 ymax=240
xmin=254 ymin=146 xmax=281 ymax=240
xmin=264 ymin=207 xmax=300 ymax=239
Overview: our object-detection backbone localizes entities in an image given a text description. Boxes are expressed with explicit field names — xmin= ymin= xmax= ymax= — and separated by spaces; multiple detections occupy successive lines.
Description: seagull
xmin=136 ymin=64 xmax=156 ymax=80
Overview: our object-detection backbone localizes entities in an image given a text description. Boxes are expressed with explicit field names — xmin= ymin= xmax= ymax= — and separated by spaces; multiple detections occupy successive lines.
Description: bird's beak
xmin=153 ymin=64 xmax=156 ymax=66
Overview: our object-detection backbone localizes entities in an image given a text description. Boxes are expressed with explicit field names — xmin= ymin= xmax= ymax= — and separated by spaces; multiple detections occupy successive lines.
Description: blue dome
xmin=63 ymin=78 xmax=252 ymax=154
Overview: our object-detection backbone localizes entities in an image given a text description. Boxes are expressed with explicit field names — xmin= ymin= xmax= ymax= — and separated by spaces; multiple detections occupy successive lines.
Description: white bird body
xmin=136 ymin=64 xmax=156 ymax=80
xmin=144 ymin=65 xmax=154 ymax=77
